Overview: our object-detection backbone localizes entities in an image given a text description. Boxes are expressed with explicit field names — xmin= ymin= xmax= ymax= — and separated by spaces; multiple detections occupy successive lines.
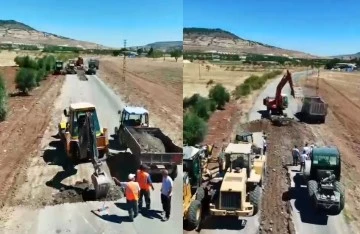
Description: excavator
xmin=263 ymin=70 xmax=295 ymax=126
xmin=78 ymin=112 xmax=110 ymax=199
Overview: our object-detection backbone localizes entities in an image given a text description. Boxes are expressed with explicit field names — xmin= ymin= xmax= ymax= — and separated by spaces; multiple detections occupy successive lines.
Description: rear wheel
xmin=334 ymin=181 xmax=345 ymax=211
xmin=187 ymin=200 xmax=202 ymax=230
xmin=308 ymin=180 xmax=318 ymax=197
xmin=195 ymin=187 xmax=205 ymax=201
xmin=249 ymin=185 xmax=261 ymax=215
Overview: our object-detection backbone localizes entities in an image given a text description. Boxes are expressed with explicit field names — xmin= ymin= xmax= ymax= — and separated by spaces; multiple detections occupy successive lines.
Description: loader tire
xmin=334 ymin=181 xmax=345 ymax=211
xmin=249 ymin=185 xmax=261 ymax=215
xmin=187 ymin=200 xmax=202 ymax=230
xmin=170 ymin=166 xmax=178 ymax=180
xmin=308 ymin=180 xmax=318 ymax=198
xmin=195 ymin=187 xmax=205 ymax=202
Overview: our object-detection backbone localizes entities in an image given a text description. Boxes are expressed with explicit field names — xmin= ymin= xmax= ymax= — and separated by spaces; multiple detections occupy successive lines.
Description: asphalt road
xmin=248 ymin=70 xmax=351 ymax=234
xmin=3 ymin=74 xmax=182 ymax=234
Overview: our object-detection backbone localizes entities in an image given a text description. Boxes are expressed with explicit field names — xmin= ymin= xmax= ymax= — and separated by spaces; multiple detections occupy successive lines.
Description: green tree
xmin=147 ymin=47 xmax=154 ymax=57
xmin=35 ymin=69 xmax=45 ymax=85
xmin=170 ymin=50 xmax=182 ymax=62
xmin=0 ymin=74 xmax=7 ymax=121
xmin=208 ymin=84 xmax=230 ymax=109
xmin=15 ymin=68 xmax=37 ymax=94
xmin=137 ymin=48 xmax=143 ymax=55
xmin=183 ymin=113 xmax=207 ymax=145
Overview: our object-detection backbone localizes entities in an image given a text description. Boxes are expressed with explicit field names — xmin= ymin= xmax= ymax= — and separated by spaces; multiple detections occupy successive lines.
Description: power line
xmin=123 ymin=39 xmax=129 ymax=102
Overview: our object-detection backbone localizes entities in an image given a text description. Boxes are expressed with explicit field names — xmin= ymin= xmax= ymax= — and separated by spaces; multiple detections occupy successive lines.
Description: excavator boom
xmin=79 ymin=112 xmax=110 ymax=198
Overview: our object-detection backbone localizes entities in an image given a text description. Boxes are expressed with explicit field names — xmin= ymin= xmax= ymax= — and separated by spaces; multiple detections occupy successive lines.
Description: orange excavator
xmin=263 ymin=70 xmax=295 ymax=126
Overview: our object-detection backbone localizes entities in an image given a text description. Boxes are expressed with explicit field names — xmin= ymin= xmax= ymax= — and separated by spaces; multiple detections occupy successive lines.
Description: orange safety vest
xmin=136 ymin=170 xmax=151 ymax=191
xmin=125 ymin=181 xmax=139 ymax=201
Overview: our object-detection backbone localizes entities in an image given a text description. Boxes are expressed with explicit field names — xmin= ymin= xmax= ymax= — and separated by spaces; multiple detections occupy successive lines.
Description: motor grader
xmin=183 ymin=145 xmax=207 ymax=230
xmin=208 ymin=142 xmax=266 ymax=217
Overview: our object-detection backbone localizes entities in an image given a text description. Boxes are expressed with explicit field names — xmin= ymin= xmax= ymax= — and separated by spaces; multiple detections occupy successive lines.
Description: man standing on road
xmin=299 ymin=150 xmax=308 ymax=173
xmin=113 ymin=174 xmax=140 ymax=221
xmin=292 ymin=145 xmax=300 ymax=166
xmin=136 ymin=164 xmax=154 ymax=210
xmin=302 ymin=143 xmax=311 ymax=157
xmin=160 ymin=169 xmax=173 ymax=221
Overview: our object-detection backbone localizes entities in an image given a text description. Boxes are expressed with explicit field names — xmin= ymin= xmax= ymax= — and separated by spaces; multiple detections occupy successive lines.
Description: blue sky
xmin=1 ymin=0 xmax=183 ymax=48
xmin=184 ymin=0 xmax=359 ymax=56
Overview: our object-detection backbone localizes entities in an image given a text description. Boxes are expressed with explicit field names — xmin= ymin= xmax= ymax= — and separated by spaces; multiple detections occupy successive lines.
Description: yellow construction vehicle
xmin=209 ymin=141 xmax=266 ymax=217
xmin=183 ymin=146 xmax=207 ymax=230
xmin=58 ymin=102 xmax=110 ymax=198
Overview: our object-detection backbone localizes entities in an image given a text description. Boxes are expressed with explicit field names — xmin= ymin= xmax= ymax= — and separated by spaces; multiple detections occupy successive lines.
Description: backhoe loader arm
xmin=274 ymin=70 xmax=295 ymax=106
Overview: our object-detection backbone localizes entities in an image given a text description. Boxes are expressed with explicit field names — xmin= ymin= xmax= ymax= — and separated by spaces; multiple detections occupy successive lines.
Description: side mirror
xmin=63 ymin=109 xmax=68 ymax=117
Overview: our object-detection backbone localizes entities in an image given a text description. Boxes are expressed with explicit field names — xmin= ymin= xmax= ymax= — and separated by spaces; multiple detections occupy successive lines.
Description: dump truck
xmin=298 ymin=96 xmax=328 ymax=123
xmin=114 ymin=106 xmax=183 ymax=179
xmin=58 ymin=102 xmax=109 ymax=162
xmin=85 ymin=60 xmax=97 ymax=75
xmin=89 ymin=58 xmax=99 ymax=69
xmin=183 ymin=146 xmax=207 ymax=230
xmin=206 ymin=142 xmax=265 ymax=218
xmin=303 ymin=146 xmax=344 ymax=213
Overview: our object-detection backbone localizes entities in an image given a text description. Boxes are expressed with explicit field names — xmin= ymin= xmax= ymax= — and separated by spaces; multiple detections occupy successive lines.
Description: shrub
xmin=183 ymin=113 xmax=207 ymax=145
xmin=0 ymin=74 xmax=7 ymax=121
xmin=183 ymin=94 xmax=200 ymax=109
xmin=193 ymin=98 xmax=210 ymax=120
xmin=234 ymin=83 xmax=251 ymax=99
xmin=35 ymin=69 xmax=45 ymax=86
xmin=15 ymin=68 xmax=37 ymax=94
xmin=14 ymin=56 xmax=38 ymax=69
xmin=208 ymin=84 xmax=230 ymax=109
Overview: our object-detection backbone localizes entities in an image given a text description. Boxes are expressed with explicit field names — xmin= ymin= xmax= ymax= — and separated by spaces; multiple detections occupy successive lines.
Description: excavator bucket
xmin=271 ymin=115 xmax=293 ymax=126
xmin=91 ymin=171 xmax=111 ymax=199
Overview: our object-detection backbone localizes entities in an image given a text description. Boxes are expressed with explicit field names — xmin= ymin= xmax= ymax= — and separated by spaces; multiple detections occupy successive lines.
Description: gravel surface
xmin=128 ymin=128 xmax=166 ymax=153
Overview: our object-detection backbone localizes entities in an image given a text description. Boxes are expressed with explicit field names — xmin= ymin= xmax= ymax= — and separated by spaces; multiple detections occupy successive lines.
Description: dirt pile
xmin=52 ymin=180 xmax=123 ymax=205
xmin=128 ymin=128 xmax=165 ymax=153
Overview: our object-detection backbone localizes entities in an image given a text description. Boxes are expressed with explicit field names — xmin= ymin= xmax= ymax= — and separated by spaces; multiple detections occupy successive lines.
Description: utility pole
xmin=316 ymin=68 xmax=320 ymax=95
xmin=123 ymin=39 xmax=128 ymax=102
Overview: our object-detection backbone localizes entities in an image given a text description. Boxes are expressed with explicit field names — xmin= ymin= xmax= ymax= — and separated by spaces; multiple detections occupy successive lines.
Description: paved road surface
xmin=3 ymin=74 xmax=182 ymax=234
xmin=248 ymin=70 xmax=351 ymax=234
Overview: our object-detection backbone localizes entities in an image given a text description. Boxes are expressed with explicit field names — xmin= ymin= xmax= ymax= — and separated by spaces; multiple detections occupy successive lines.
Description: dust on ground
xmin=98 ymin=57 xmax=183 ymax=146
xmin=0 ymin=67 xmax=64 ymax=214
xmin=299 ymin=71 xmax=360 ymax=233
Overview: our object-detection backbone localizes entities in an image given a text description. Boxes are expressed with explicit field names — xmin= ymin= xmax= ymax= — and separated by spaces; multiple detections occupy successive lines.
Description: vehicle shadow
xmin=294 ymin=112 xmax=324 ymax=124
xmin=282 ymin=173 xmax=328 ymax=225
xmin=90 ymin=210 xmax=131 ymax=223
xmin=257 ymin=110 xmax=270 ymax=119
xmin=114 ymin=202 xmax=162 ymax=220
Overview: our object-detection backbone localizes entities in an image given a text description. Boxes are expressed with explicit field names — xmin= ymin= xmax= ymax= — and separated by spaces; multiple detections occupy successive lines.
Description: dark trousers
xmin=139 ymin=189 xmax=151 ymax=209
xmin=300 ymin=162 xmax=305 ymax=172
xmin=127 ymin=199 xmax=139 ymax=220
xmin=161 ymin=194 xmax=171 ymax=218
xmin=293 ymin=156 xmax=298 ymax=166
xmin=263 ymin=146 xmax=267 ymax=154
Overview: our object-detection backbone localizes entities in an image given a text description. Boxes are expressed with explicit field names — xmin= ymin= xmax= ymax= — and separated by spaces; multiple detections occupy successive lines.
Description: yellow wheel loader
xmin=58 ymin=102 xmax=110 ymax=198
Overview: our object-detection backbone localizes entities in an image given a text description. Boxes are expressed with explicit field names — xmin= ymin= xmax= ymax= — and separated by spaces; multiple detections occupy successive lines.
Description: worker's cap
xmin=128 ymin=173 xmax=135 ymax=180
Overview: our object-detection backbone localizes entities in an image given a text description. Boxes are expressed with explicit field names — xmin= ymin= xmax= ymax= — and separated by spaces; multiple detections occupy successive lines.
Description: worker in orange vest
xmin=136 ymin=164 xmax=154 ymax=210
xmin=113 ymin=173 xmax=140 ymax=221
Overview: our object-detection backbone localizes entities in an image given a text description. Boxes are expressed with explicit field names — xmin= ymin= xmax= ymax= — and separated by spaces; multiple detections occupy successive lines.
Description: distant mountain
xmin=129 ymin=41 xmax=182 ymax=52
xmin=0 ymin=20 xmax=109 ymax=49
xmin=331 ymin=52 xmax=360 ymax=60
xmin=183 ymin=27 xmax=318 ymax=59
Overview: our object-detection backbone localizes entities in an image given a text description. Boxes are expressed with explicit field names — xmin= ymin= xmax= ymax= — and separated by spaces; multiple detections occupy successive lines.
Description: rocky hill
xmin=0 ymin=20 xmax=108 ymax=49
xmin=183 ymin=27 xmax=318 ymax=58
xmin=332 ymin=52 xmax=360 ymax=60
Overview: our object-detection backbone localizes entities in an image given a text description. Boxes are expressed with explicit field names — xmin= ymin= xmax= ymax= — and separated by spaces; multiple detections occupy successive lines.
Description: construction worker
xmin=302 ymin=143 xmax=311 ymax=157
xmin=113 ymin=174 xmax=140 ymax=221
xmin=292 ymin=145 xmax=300 ymax=166
xmin=299 ymin=150 xmax=308 ymax=173
xmin=136 ymin=164 xmax=154 ymax=210
xmin=160 ymin=169 xmax=173 ymax=221
xmin=263 ymin=136 xmax=267 ymax=155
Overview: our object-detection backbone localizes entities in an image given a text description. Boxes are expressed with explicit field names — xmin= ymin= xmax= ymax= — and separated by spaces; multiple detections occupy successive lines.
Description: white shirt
xmin=303 ymin=146 xmax=310 ymax=155
xmin=263 ymin=139 xmax=267 ymax=147
xmin=292 ymin=148 xmax=300 ymax=157
xmin=300 ymin=153 xmax=307 ymax=163
xmin=161 ymin=176 xmax=173 ymax=197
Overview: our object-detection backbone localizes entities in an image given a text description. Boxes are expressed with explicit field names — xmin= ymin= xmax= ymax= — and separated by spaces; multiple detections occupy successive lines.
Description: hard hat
xmin=128 ymin=173 xmax=135 ymax=180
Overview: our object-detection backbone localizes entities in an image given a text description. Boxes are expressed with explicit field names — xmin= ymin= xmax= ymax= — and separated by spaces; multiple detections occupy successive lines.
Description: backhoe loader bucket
xmin=91 ymin=171 xmax=111 ymax=199
xmin=271 ymin=115 xmax=293 ymax=126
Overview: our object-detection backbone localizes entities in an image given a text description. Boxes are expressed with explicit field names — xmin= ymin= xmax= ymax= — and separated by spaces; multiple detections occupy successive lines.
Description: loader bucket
xmin=91 ymin=171 xmax=111 ymax=199
xmin=271 ymin=116 xmax=293 ymax=126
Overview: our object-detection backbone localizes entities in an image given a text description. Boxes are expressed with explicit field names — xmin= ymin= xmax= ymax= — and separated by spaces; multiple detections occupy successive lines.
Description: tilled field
xmin=241 ymin=119 xmax=316 ymax=234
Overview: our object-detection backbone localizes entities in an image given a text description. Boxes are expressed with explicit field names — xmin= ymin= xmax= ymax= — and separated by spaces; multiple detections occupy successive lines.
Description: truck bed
xmin=124 ymin=127 xmax=182 ymax=165
xmin=300 ymin=96 xmax=328 ymax=116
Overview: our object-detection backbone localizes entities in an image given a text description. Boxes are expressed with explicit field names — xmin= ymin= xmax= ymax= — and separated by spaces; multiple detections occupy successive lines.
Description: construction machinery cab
xmin=183 ymin=146 xmax=203 ymax=193
xmin=118 ymin=106 xmax=149 ymax=127
xmin=306 ymin=146 xmax=341 ymax=181
xmin=55 ymin=60 xmax=63 ymax=68
xmin=235 ymin=132 xmax=253 ymax=143
xmin=281 ymin=93 xmax=289 ymax=108
xmin=235 ymin=131 xmax=264 ymax=155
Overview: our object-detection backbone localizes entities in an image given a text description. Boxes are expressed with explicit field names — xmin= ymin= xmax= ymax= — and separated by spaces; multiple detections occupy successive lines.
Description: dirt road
xmin=248 ymin=70 xmax=351 ymax=234
xmin=1 ymin=74 xmax=183 ymax=234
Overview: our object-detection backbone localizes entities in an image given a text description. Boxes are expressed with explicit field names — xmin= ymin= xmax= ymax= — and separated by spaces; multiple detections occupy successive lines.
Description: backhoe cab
xmin=118 ymin=106 xmax=149 ymax=127
xmin=58 ymin=102 xmax=109 ymax=162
